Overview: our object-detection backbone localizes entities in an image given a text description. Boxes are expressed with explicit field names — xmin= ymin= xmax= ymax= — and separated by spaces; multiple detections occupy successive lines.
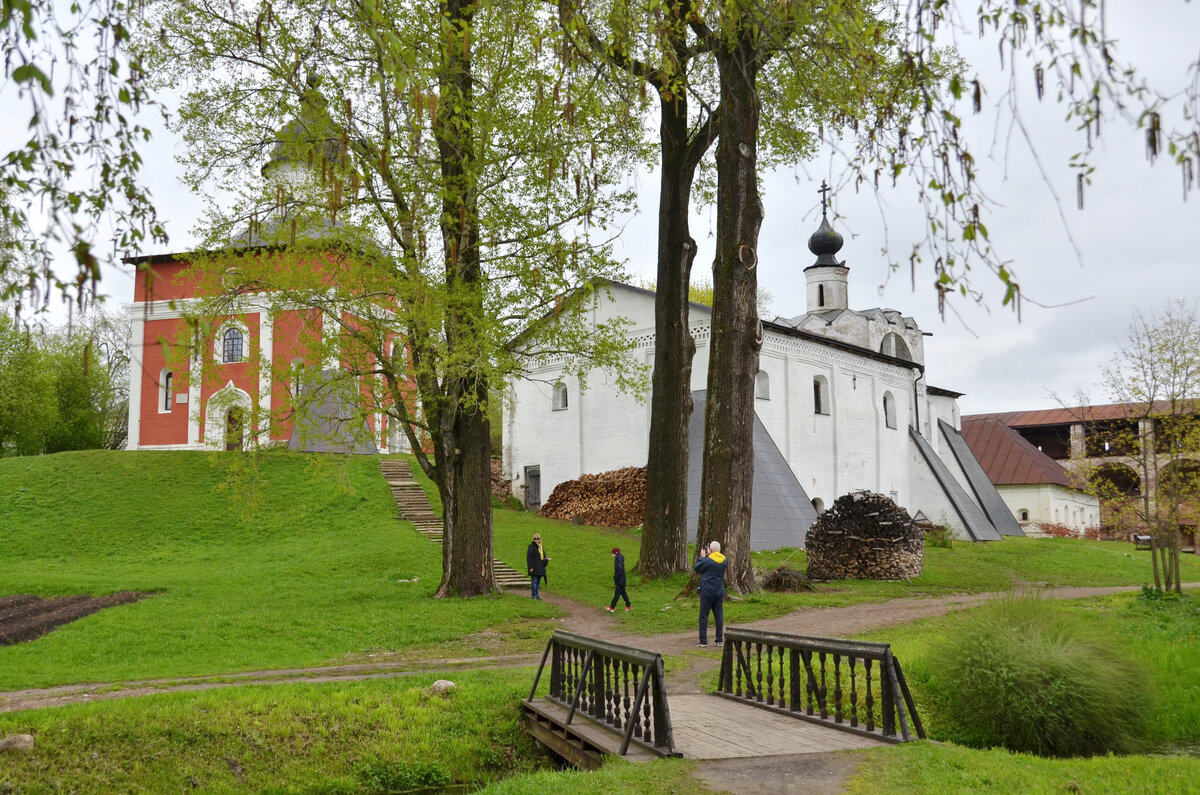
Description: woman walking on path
xmin=527 ymin=533 xmax=549 ymax=600
xmin=606 ymin=547 xmax=632 ymax=612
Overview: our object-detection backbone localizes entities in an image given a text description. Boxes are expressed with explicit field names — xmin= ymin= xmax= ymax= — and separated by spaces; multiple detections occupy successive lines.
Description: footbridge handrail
xmin=527 ymin=630 xmax=677 ymax=757
xmin=717 ymin=627 xmax=925 ymax=743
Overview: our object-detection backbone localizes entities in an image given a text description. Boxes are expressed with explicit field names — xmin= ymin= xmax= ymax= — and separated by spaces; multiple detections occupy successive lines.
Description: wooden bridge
xmin=523 ymin=629 xmax=923 ymax=769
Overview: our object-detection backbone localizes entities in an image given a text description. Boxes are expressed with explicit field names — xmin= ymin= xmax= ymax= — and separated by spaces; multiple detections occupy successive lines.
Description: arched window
xmin=813 ymin=376 xmax=829 ymax=415
xmin=755 ymin=370 xmax=770 ymax=400
xmin=292 ymin=359 xmax=306 ymax=400
xmin=1019 ymin=509 xmax=1029 ymax=522
xmin=883 ymin=391 xmax=897 ymax=429
xmin=817 ymin=284 xmax=825 ymax=307
xmin=812 ymin=497 xmax=825 ymax=515
xmin=879 ymin=332 xmax=913 ymax=361
xmin=222 ymin=327 xmax=244 ymax=363
xmin=552 ymin=382 xmax=568 ymax=411
xmin=159 ymin=369 xmax=174 ymax=413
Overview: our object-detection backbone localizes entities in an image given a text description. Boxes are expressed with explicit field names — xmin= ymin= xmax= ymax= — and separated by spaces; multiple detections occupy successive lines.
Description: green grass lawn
xmin=0 ymin=451 xmax=561 ymax=689
xmin=4 ymin=450 xmax=1200 ymax=792
xmin=4 ymin=450 xmax=1198 ymax=690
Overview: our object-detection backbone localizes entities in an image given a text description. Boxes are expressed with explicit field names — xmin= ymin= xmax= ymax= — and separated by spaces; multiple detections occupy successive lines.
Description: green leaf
xmin=12 ymin=63 xmax=53 ymax=95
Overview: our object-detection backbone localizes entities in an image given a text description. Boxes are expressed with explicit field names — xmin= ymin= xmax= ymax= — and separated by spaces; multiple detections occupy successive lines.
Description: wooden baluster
xmin=610 ymin=657 xmax=621 ymax=726
xmin=621 ymin=660 xmax=631 ymax=729
xmin=789 ymin=648 xmax=800 ymax=712
xmin=865 ymin=658 xmax=875 ymax=732
xmin=819 ymin=652 xmax=828 ymax=719
xmin=755 ymin=642 xmax=764 ymax=703
xmin=766 ymin=643 xmax=776 ymax=706
xmin=734 ymin=641 xmax=743 ymax=697
xmin=849 ymin=656 xmax=859 ymax=728
xmin=549 ymin=642 xmax=562 ymax=701
xmin=642 ymin=667 xmax=653 ymax=741
xmin=833 ymin=653 xmax=843 ymax=723
xmin=630 ymin=666 xmax=643 ymax=738
xmin=803 ymin=650 xmax=815 ymax=715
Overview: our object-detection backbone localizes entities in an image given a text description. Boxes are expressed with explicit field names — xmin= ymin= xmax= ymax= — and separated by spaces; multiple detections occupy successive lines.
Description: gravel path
xmin=2 ymin=582 xmax=1192 ymax=794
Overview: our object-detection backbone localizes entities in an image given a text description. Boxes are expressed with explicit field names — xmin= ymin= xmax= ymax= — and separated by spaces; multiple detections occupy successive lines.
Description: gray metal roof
xmin=938 ymin=419 xmax=1024 ymax=537
xmin=909 ymin=426 xmax=1003 ymax=541
xmin=685 ymin=391 xmax=817 ymax=551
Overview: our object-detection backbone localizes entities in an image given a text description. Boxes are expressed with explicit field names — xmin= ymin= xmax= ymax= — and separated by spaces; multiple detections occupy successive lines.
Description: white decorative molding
xmin=127 ymin=316 xmax=145 ymax=449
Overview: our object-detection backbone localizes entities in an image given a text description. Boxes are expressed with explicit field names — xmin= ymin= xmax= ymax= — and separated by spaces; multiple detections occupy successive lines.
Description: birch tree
xmin=146 ymin=0 xmax=641 ymax=597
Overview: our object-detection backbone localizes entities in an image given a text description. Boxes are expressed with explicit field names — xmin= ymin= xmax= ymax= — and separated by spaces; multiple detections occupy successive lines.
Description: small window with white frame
xmin=813 ymin=375 xmax=830 ymax=415
xmin=159 ymin=369 xmax=174 ymax=413
xmin=214 ymin=320 xmax=249 ymax=364
xmin=883 ymin=390 xmax=897 ymax=429
xmin=755 ymin=370 xmax=770 ymax=400
xmin=292 ymin=358 xmax=305 ymax=400
xmin=552 ymin=382 xmax=568 ymax=411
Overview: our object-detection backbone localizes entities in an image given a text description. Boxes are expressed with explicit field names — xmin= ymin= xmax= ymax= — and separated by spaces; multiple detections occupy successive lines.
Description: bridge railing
xmin=527 ymin=630 xmax=677 ymax=757
xmin=717 ymin=627 xmax=925 ymax=743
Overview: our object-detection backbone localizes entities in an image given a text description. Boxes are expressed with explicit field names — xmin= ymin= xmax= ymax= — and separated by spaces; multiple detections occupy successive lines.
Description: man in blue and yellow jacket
xmin=693 ymin=541 xmax=727 ymax=647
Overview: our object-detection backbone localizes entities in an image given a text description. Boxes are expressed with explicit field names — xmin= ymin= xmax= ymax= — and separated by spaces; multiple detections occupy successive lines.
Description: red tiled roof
xmin=960 ymin=417 xmax=1077 ymax=487
xmin=964 ymin=400 xmax=1198 ymax=428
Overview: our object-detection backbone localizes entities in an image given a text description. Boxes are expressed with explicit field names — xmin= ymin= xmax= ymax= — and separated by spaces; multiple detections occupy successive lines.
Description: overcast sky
xmin=40 ymin=1 xmax=1200 ymax=418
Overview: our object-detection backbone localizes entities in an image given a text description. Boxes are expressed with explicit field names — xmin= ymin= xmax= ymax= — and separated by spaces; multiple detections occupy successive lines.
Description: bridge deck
xmin=668 ymin=694 xmax=888 ymax=759
xmin=525 ymin=693 xmax=887 ymax=765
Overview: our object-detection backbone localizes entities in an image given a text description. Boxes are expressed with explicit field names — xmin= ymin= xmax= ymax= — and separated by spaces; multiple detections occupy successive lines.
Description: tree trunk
xmin=696 ymin=22 xmax=761 ymax=595
xmin=432 ymin=0 xmax=496 ymax=598
xmin=640 ymin=97 xmax=700 ymax=578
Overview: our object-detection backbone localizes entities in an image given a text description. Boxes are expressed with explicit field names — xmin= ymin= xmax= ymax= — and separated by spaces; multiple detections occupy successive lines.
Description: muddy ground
xmin=0 ymin=592 xmax=151 ymax=646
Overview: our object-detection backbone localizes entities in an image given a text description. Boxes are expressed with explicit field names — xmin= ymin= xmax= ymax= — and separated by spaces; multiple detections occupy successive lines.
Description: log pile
xmin=539 ymin=466 xmax=646 ymax=527
xmin=806 ymin=491 xmax=923 ymax=581
xmin=761 ymin=566 xmax=816 ymax=593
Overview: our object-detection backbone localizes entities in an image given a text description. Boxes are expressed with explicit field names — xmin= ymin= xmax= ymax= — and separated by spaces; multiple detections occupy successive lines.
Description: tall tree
xmin=1079 ymin=303 xmax=1200 ymax=594
xmin=557 ymin=0 xmax=892 ymax=582
xmin=558 ymin=0 xmax=718 ymax=577
xmin=146 ymin=0 xmax=640 ymax=596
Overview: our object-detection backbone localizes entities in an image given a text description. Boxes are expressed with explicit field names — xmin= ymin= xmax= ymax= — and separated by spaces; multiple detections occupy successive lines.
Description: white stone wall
xmin=997 ymin=484 xmax=1101 ymax=533
xmin=505 ymin=282 xmax=979 ymax=537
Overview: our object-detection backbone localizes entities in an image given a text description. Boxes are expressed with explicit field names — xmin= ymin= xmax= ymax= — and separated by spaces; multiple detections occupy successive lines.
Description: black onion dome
xmin=807 ymin=215 xmax=844 ymax=267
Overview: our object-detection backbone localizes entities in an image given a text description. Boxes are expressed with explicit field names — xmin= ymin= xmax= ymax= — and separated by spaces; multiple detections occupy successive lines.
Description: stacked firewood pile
xmin=490 ymin=458 xmax=511 ymax=499
xmin=806 ymin=491 xmax=923 ymax=581
xmin=539 ymin=466 xmax=646 ymax=527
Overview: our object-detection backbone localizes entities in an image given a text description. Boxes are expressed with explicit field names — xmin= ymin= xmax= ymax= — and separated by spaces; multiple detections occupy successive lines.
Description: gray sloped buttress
xmin=909 ymin=427 xmax=1003 ymax=541
xmin=685 ymin=391 xmax=818 ymax=551
xmin=938 ymin=419 xmax=1024 ymax=536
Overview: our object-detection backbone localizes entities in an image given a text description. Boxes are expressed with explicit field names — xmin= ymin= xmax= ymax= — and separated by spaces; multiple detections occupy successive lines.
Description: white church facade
xmin=504 ymin=204 xmax=1022 ymax=548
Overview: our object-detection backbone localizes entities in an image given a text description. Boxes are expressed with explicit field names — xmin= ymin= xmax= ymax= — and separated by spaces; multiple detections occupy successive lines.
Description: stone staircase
xmin=380 ymin=459 xmax=530 ymax=589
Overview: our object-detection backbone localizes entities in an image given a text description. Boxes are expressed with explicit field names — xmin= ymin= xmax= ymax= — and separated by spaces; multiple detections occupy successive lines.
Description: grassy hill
xmin=0 ymin=450 xmax=556 ymax=689
xmin=4 ymin=449 xmax=1199 ymax=692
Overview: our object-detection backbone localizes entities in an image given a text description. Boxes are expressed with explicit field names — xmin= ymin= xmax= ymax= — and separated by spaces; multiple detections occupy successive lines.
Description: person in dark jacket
xmin=526 ymin=533 xmax=549 ymax=600
xmin=606 ymin=547 xmax=632 ymax=612
xmin=693 ymin=540 xmax=727 ymax=647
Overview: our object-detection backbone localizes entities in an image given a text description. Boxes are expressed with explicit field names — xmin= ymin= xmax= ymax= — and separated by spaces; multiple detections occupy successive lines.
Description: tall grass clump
xmin=927 ymin=591 xmax=1151 ymax=757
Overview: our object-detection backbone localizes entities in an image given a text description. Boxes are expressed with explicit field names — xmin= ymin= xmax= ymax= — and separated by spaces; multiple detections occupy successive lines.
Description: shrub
xmin=356 ymin=759 xmax=452 ymax=794
xmin=924 ymin=524 xmax=954 ymax=549
xmin=927 ymin=592 xmax=1151 ymax=757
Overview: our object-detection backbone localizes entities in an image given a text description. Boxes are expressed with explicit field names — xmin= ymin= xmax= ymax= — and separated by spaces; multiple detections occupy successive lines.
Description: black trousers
xmin=610 ymin=584 xmax=630 ymax=608
xmin=699 ymin=594 xmax=724 ymax=643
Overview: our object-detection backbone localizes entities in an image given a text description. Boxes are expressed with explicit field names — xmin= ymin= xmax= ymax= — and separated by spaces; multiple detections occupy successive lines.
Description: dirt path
xmin=3 ymin=583 xmax=1183 ymax=714
xmin=3 ymin=583 xmax=1194 ymax=794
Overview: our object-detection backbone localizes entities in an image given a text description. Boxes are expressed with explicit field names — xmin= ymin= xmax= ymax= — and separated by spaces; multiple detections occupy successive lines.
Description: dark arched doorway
xmin=225 ymin=408 xmax=245 ymax=451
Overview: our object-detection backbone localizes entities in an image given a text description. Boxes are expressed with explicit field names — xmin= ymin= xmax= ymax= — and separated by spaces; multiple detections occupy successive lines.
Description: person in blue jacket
xmin=606 ymin=547 xmax=632 ymax=612
xmin=693 ymin=540 xmax=727 ymax=647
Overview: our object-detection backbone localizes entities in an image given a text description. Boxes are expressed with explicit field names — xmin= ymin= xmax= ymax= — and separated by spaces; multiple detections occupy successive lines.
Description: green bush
xmin=927 ymin=592 xmax=1152 ymax=757
xmin=924 ymin=524 xmax=955 ymax=549
xmin=356 ymin=759 xmax=452 ymax=793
